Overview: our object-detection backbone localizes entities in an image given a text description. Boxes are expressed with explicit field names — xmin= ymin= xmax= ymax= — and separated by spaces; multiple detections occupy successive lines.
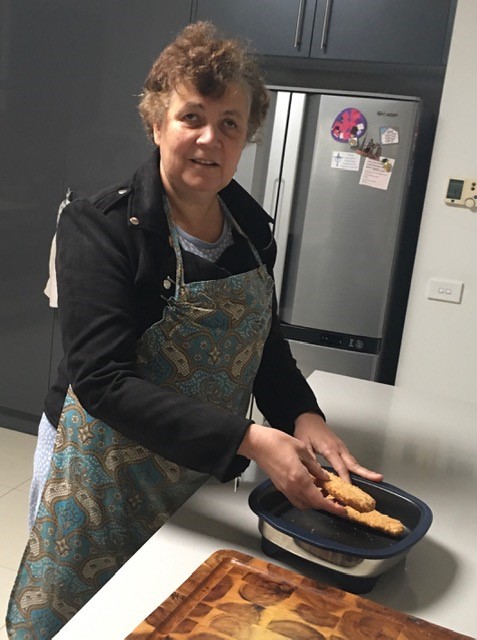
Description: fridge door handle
xmin=266 ymin=178 xmax=281 ymax=222
xmin=273 ymin=93 xmax=307 ymax=302
xmin=294 ymin=0 xmax=306 ymax=49
xmin=320 ymin=0 xmax=333 ymax=52
xmin=262 ymin=92 xmax=292 ymax=220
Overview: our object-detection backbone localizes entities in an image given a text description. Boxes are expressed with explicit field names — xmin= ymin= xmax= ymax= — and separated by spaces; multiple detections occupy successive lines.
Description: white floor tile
xmin=0 ymin=426 xmax=35 ymax=637
xmin=0 ymin=566 xmax=16 ymax=634
xmin=0 ymin=428 xmax=36 ymax=489
xmin=13 ymin=480 xmax=31 ymax=495
xmin=0 ymin=490 xmax=30 ymax=571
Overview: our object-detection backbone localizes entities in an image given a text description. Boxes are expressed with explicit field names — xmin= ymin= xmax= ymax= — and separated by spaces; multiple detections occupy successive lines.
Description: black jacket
xmin=45 ymin=150 xmax=322 ymax=482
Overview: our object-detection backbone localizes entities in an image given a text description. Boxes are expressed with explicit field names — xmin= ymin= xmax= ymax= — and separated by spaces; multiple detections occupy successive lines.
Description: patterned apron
xmin=7 ymin=209 xmax=274 ymax=640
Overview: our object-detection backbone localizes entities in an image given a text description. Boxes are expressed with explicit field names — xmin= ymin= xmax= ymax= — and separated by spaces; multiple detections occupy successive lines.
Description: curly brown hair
xmin=138 ymin=21 xmax=270 ymax=143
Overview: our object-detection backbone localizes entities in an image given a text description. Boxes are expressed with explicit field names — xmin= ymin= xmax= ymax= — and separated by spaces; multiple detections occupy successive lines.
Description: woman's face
xmin=153 ymin=81 xmax=250 ymax=202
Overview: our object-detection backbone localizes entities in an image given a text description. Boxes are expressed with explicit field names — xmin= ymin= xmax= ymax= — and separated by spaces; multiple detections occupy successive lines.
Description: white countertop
xmin=53 ymin=371 xmax=477 ymax=639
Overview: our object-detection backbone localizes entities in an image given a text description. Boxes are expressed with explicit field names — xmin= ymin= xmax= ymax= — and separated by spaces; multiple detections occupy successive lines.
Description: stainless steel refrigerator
xmin=235 ymin=88 xmax=420 ymax=381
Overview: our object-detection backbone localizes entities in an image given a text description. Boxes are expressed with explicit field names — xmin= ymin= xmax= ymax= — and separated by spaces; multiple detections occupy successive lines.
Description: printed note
xmin=359 ymin=157 xmax=395 ymax=190
xmin=331 ymin=151 xmax=361 ymax=171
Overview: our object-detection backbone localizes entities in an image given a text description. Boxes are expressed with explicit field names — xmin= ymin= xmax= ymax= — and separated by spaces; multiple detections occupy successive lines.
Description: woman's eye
xmin=182 ymin=113 xmax=199 ymax=123
xmin=223 ymin=118 xmax=238 ymax=129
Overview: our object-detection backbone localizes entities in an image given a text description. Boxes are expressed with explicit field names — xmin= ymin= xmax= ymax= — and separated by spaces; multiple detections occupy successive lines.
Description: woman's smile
xmin=191 ymin=157 xmax=219 ymax=166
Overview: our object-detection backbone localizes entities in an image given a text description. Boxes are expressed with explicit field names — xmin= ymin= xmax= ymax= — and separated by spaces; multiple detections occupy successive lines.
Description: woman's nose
xmin=197 ymin=124 xmax=221 ymax=146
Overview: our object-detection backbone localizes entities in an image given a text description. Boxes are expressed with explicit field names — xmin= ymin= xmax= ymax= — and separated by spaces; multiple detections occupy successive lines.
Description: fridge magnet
xmin=331 ymin=107 xmax=367 ymax=142
xmin=359 ymin=157 xmax=395 ymax=190
xmin=380 ymin=126 xmax=399 ymax=145
xmin=356 ymin=137 xmax=382 ymax=160
xmin=331 ymin=151 xmax=361 ymax=171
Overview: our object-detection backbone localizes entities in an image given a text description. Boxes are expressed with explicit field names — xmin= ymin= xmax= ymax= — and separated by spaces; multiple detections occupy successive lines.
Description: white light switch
xmin=427 ymin=278 xmax=464 ymax=304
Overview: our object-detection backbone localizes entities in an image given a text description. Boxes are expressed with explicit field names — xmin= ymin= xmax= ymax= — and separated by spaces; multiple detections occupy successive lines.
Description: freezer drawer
xmin=287 ymin=339 xmax=377 ymax=381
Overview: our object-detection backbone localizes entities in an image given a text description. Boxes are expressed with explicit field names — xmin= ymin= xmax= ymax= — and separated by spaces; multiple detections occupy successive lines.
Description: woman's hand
xmin=237 ymin=423 xmax=347 ymax=515
xmin=294 ymin=412 xmax=384 ymax=484
xmin=237 ymin=414 xmax=383 ymax=512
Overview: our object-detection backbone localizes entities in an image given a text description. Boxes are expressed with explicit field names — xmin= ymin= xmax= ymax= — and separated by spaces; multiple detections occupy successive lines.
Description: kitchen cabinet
xmin=59 ymin=1 xmax=193 ymax=199
xmin=0 ymin=0 xmax=193 ymax=433
xmin=0 ymin=1 xmax=72 ymax=429
xmin=311 ymin=0 xmax=456 ymax=65
xmin=194 ymin=0 xmax=317 ymax=57
xmin=194 ymin=0 xmax=455 ymax=66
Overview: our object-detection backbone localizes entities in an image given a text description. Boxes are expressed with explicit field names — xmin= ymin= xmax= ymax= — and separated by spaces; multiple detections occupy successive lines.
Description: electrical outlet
xmin=427 ymin=278 xmax=464 ymax=304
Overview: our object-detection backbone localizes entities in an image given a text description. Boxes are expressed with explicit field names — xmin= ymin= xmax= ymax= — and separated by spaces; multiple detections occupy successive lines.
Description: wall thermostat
xmin=445 ymin=177 xmax=477 ymax=209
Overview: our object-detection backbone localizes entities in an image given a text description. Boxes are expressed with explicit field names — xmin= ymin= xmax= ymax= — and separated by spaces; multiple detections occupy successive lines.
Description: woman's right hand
xmin=237 ymin=423 xmax=347 ymax=515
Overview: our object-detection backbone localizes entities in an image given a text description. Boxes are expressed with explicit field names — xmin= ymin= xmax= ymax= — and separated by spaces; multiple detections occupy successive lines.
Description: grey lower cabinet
xmin=0 ymin=0 xmax=193 ymax=434
xmin=194 ymin=0 xmax=317 ymax=57
xmin=311 ymin=0 xmax=456 ymax=65
xmin=195 ymin=0 xmax=455 ymax=66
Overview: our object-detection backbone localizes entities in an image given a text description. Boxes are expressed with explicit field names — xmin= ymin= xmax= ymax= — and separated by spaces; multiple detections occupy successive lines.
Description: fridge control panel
xmin=280 ymin=324 xmax=381 ymax=355
xmin=445 ymin=177 xmax=477 ymax=209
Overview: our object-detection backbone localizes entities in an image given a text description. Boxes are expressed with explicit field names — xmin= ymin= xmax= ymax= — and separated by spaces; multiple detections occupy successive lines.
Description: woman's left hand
xmin=293 ymin=412 xmax=384 ymax=484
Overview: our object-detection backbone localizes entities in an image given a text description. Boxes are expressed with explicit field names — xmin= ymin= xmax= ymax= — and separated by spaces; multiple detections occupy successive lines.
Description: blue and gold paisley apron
xmin=7 ymin=207 xmax=274 ymax=640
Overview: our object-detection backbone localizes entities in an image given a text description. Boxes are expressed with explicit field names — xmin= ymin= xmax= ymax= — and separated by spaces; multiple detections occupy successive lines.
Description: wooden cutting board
xmin=126 ymin=549 xmax=474 ymax=640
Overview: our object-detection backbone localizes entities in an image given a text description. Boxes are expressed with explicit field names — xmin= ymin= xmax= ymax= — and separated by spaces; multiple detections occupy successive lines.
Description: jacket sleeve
xmin=56 ymin=199 xmax=251 ymax=482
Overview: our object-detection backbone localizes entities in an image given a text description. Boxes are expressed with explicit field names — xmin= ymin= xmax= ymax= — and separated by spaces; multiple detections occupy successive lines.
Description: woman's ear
xmin=152 ymin=123 xmax=161 ymax=147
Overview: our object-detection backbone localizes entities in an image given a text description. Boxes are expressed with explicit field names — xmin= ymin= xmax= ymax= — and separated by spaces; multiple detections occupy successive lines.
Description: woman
xmin=7 ymin=22 xmax=382 ymax=639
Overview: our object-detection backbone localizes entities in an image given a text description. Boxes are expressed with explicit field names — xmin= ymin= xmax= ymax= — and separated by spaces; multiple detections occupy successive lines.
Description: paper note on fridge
xmin=330 ymin=151 xmax=361 ymax=171
xmin=359 ymin=157 xmax=395 ymax=190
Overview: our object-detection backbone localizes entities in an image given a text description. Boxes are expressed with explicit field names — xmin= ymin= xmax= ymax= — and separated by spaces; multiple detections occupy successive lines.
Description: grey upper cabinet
xmin=195 ymin=0 xmax=317 ymax=57
xmin=311 ymin=0 xmax=456 ymax=65
xmin=195 ymin=0 xmax=455 ymax=65
xmin=62 ymin=0 xmax=193 ymax=198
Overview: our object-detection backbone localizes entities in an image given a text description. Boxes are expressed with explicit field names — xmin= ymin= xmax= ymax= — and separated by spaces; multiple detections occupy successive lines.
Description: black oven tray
xmin=248 ymin=468 xmax=433 ymax=592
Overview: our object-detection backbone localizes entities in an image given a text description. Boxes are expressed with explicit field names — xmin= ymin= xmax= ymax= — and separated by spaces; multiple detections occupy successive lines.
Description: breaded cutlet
xmin=321 ymin=472 xmax=376 ymax=513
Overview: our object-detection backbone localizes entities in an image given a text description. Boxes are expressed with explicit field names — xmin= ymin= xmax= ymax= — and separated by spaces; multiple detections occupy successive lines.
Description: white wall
xmin=396 ymin=0 xmax=477 ymax=403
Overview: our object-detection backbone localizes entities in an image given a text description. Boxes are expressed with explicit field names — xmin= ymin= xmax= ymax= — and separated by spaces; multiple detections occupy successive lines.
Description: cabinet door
xmin=195 ymin=0 xmax=317 ymax=57
xmin=311 ymin=0 xmax=455 ymax=65
xmin=0 ymin=1 xmax=73 ymax=423
xmin=0 ymin=0 xmax=192 ymax=429
xmin=61 ymin=0 xmax=193 ymax=198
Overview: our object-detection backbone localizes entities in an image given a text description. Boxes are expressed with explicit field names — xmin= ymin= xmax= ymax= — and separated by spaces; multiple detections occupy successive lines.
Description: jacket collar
xmin=127 ymin=147 xmax=273 ymax=244
xmin=127 ymin=148 xmax=169 ymax=238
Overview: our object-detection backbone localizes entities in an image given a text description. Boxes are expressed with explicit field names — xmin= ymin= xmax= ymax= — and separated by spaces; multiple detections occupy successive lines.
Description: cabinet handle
xmin=294 ymin=0 xmax=306 ymax=49
xmin=320 ymin=0 xmax=333 ymax=52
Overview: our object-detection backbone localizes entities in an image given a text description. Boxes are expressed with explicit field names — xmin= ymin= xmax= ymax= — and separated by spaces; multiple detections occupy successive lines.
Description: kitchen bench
xmin=53 ymin=371 xmax=477 ymax=639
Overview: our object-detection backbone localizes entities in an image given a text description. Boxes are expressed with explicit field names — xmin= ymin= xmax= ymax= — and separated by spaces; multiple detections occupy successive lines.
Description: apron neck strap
xmin=162 ymin=194 xmax=266 ymax=298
